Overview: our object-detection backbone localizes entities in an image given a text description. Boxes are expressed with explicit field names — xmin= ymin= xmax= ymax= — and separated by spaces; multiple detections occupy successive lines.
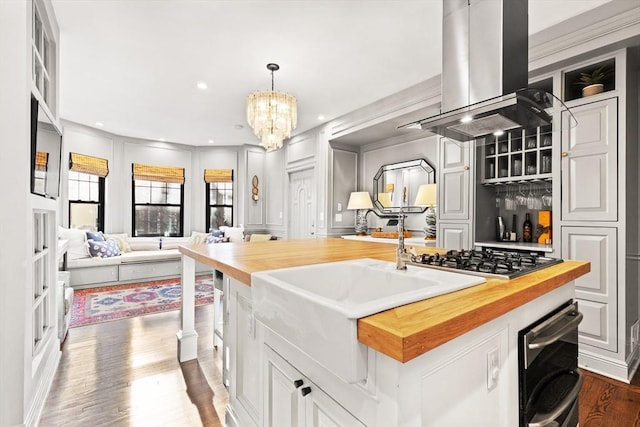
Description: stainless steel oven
xmin=518 ymin=300 xmax=584 ymax=427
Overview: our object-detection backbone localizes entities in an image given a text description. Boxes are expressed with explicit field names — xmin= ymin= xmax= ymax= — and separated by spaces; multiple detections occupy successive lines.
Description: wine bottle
xmin=523 ymin=213 xmax=533 ymax=243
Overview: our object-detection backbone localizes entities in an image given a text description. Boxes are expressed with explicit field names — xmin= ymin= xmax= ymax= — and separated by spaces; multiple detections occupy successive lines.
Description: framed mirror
xmin=373 ymin=159 xmax=435 ymax=213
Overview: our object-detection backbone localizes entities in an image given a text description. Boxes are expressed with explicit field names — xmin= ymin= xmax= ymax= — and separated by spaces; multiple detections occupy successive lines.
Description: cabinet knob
xmin=293 ymin=379 xmax=304 ymax=388
xmin=301 ymin=386 xmax=312 ymax=397
xmin=464 ymin=166 xmax=470 ymax=171
xmin=561 ymin=151 xmax=569 ymax=157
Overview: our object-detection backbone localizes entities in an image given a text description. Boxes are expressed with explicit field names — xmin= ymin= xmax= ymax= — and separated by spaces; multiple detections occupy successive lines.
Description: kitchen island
xmin=178 ymin=238 xmax=589 ymax=427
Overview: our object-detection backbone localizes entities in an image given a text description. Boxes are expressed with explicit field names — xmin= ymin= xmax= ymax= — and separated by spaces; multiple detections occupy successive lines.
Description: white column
xmin=177 ymin=254 xmax=198 ymax=362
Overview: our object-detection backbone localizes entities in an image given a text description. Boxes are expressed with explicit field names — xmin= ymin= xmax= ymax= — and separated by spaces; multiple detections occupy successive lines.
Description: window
xmin=205 ymin=169 xmax=233 ymax=231
xmin=68 ymin=153 xmax=108 ymax=231
xmin=133 ymin=163 xmax=184 ymax=237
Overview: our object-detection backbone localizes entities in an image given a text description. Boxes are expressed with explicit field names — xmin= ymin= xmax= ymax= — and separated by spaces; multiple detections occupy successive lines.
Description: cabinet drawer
xmin=69 ymin=265 xmax=119 ymax=286
xmin=119 ymin=261 xmax=181 ymax=281
xmin=576 ymin=299 xmax=616 ymax=352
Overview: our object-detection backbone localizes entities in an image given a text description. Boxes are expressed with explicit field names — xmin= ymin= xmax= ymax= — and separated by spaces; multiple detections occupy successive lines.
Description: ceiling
xmin=51 ymin=0 xmax=614 ymax=147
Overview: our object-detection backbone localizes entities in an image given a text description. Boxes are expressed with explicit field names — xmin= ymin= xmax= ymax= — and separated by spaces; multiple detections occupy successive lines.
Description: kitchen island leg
xmin=177 ymin=254 xmax=198 ymax=362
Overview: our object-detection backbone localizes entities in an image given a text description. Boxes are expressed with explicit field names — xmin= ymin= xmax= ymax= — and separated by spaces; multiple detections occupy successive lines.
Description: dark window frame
xmin=205 ymin=181 xmax=234 ymax=231
xmin=132 ymin=179 xmax=185 ymax=237
xmin=67 ymin=173 xmax=105 ymax=231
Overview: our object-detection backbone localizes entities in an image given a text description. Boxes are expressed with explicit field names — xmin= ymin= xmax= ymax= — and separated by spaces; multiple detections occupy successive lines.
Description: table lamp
xmin=414 ymin=184 xmax=437 ymax=240
xmin=347 ymin=191 xmax=374 ymax=235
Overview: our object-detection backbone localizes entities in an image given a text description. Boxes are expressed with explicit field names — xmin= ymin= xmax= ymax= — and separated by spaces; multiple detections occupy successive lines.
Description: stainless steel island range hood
xmin=405 ymin=0 xmax=554 ymax=141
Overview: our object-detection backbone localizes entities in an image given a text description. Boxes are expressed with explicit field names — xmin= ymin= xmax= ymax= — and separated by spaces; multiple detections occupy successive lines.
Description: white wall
xmin=361 ymin=136 xmax=439 ymax=232
xmin=62 ymin=121 xmax=247 ymax=236
xmin=0 ymin=3 xmax=30 ymax=424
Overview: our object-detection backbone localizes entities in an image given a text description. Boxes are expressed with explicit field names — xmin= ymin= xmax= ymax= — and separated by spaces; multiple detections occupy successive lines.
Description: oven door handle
xmin=527 ymin=310 xmax=583 ymax=350
xmin=528 ymin=370 xmax=584 ymax=427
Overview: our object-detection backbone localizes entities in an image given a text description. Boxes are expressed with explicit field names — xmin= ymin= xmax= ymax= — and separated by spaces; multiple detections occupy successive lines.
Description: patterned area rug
xmin=70 ymin=275 xmax=214 ymax=328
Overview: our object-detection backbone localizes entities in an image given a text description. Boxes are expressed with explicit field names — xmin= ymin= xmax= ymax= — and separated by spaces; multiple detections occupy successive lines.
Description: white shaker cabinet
xmin=263 ymin=345 xmax=365 ymax=427
xmin=226 ymin=277 xmax=262 ymax=427
xmin=438 ymin=222 xmax=470 ymax=251
xmin=556 ymin=49 xmax=638 ymax=382
xmin=438 ymin=138 xmax=470 ymax=220
xmin=561 ymin=97 xmax=618 ymax=222
xmin=437 ymin=138 xmax=473 ymax=249
xmin=561 ymin=227 xmax=617 ymax=352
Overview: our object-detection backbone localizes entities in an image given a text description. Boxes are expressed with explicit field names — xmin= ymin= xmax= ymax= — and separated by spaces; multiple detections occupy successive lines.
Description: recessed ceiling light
xmin=208 ymin=139 xmax=215 ymax=144
xmin=197 ymin=82 xmax=208 ymax=90
xmin=493 ymin=130 xmax=504 ymax=136
xmin=95 ymin=122 xmax=104 ymax=127
xmin=317 ymin=115 xmax=325 ymax=121
xmin=460 ymin=115 xmax=473 ymax=124
xmin=159 ymin=138 xmax=166 ymax=142
xmin=234 ymin=124 xmax=244 ymax=130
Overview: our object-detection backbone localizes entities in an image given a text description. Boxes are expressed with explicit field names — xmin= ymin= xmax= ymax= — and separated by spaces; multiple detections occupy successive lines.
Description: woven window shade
xmin=133 ymin=163 xmax=185 ymax=184
xmin=69 ymin=152 xmax=109 ymax=177
xmin=35 ymin=151 xmax=48 ymax=171
xmin=204 ymin=169 xmax=233 ymax=183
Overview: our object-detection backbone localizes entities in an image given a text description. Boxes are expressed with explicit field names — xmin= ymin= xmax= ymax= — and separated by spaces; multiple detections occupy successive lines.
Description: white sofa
xmin=59 ymin=228 xmax=238 ymax=289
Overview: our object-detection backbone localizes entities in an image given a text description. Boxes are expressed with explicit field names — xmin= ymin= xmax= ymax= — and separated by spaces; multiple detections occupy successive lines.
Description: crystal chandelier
xmin=246 ymin=63 xmax=297 ymax=152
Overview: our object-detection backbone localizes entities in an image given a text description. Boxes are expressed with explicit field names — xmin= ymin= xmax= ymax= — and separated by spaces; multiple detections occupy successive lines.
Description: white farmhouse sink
xmin=251 ymin=258 xmax=486 ymax=383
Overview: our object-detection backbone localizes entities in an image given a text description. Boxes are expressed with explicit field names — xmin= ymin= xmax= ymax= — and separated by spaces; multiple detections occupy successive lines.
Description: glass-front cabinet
xmin=32 ymin=0 xmax=56 ymax=114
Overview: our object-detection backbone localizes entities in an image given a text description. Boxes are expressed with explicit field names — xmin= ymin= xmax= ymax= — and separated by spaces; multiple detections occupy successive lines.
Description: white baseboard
xmin=579 ymin=350 xmax=635 ymax=383
xmin=25 ymin=344 xmax=61 ymax=427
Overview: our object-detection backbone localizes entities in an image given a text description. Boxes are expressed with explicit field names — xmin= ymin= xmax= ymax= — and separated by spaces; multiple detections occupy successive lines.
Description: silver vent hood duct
xmin=405 ymin=0 xmax=552 ymax=141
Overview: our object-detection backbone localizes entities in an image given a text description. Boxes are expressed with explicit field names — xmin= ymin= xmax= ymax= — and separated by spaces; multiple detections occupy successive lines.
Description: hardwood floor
xmin=40 ymin=303 xmax=640 ymax=426
xmin=39 ymin=304 xmax=227 ymax=427
xmin=580 ymin=369 xmax=640 ymax=426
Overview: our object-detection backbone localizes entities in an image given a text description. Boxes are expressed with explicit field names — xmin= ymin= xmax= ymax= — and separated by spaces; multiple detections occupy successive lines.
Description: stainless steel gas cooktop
xmin=408 ymin=248 xmax=563 ymax=280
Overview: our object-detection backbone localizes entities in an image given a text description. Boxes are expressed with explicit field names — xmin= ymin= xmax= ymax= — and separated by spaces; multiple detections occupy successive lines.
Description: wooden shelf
xmin=371 ymin=231 xmax=412 ymax=239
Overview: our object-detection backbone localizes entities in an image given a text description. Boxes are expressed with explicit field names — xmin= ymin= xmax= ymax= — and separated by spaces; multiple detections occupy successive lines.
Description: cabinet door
xmin=437 ymin=222 xmax=470 ymax=250
xmin=561 ymin=98 xmax=617 ymax=221
xmin=561 ymin=226 xmax=617 ymax=351
xmin=264 ymin=346 xmax=304 ymax=427
xmin=227 ymin=278 xmax=261 ymax=427
xmin=304 ymin=382 xmax=365 ymax=427
xmin=438 ymin=138 xmax=470 ymax=220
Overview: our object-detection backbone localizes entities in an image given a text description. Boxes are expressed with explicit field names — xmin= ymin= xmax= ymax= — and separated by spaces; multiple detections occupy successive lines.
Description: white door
xmin=561 ymin=98 xmax=617 ymax=221
xmin=289 ymin=168 xmax=315 ymax=240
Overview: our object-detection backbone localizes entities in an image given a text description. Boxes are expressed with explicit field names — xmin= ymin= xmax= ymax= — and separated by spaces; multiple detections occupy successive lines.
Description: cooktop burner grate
xmin=410 ymin=248 xmax=562 ymax=279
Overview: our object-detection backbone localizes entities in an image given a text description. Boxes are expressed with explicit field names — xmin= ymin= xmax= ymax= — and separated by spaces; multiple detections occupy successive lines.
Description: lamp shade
xmin=347 ymin=192 xmax=374 ymax=210
xmin=415 ymin=183 xmax=437 ymax=206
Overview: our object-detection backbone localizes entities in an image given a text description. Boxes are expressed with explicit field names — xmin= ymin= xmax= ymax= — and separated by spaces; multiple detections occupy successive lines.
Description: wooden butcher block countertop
xmin=180 ymin=238 xmax=590 ymax=363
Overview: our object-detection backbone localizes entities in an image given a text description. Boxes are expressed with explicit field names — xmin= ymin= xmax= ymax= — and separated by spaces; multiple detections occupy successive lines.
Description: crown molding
xmin=529 ymin=6 xmax=640 ymax=71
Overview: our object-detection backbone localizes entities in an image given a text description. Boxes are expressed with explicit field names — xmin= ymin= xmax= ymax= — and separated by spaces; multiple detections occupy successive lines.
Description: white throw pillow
xmin=127 ymin=237 xmax=160 ymax=251
xmin=190 ymin=231 xmax=209 ymax=245
xmin=220 ymin=226 xmax=244 ymax=243
xmin=58 ymin=227 xmax=90 ymax=260
xmin=249 ymin=234 xmax=272 ymax=242
xmin=161 ymin=237 xmax=191 ymax=250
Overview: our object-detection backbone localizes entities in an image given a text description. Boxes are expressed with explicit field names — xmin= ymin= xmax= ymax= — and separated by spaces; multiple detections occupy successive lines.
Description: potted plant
xmin=576 ymin=65 xmax=613 ymax=97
